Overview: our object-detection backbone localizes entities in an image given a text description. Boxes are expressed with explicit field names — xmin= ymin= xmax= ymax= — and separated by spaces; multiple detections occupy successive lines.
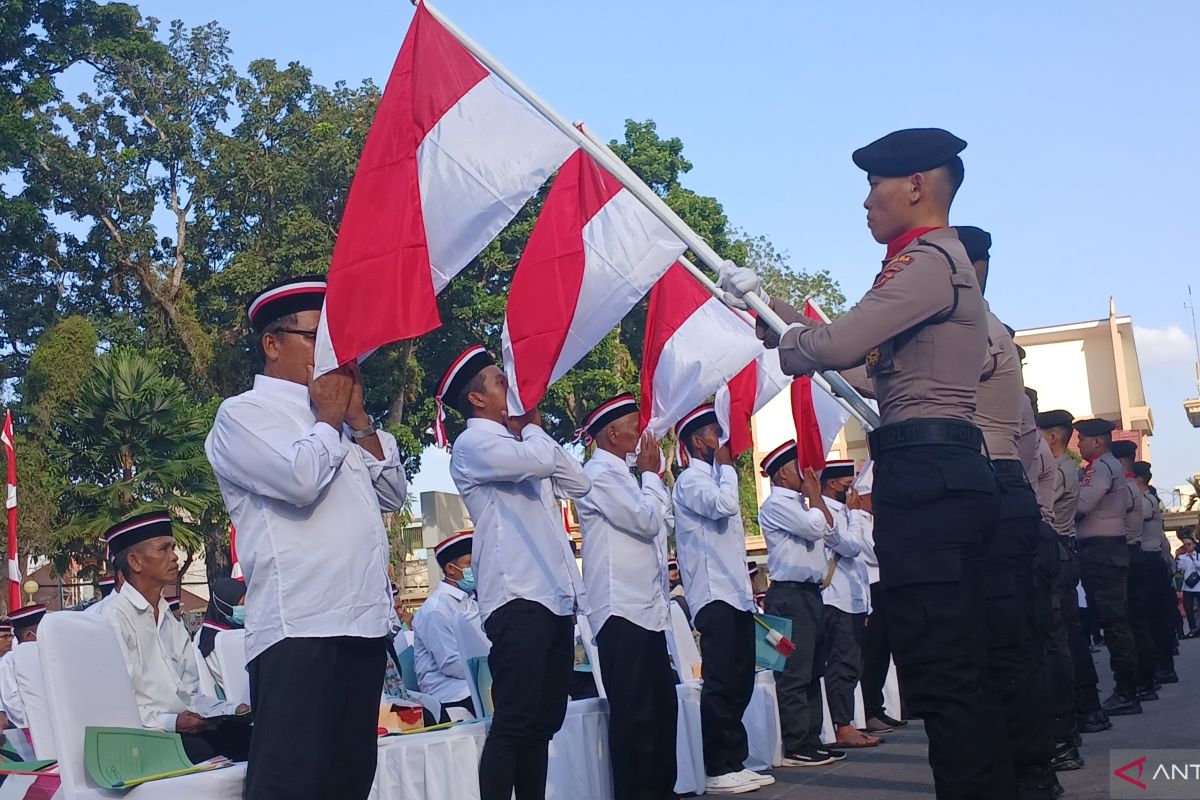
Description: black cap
xmin=1111 ymin=440 xmax=1137 ymax=460
xmin=434 ymin=531 xmax=473 ymax=569
xmin=760 ymin=440 xmax=798 ymax=478
xmin=1132 ymin=461 xmax=1152 ymax=480
xmin=437 ymin=346 xmax=495 ymax=411
xmin=1073 ymin=418 xmax=1116 ymax=437
xmin=821 ymin=460 xmax=855 ymax=481
xmin=1036 ymin=409 xmax=1074 ymax=430
xmin=10 ymin=604 xmax=46 ymax=633
xmin=105 ymin=511 xmax=174 ymax=557
xmin=165 ymin=596 xmax=181 ymax=611
xmin=852 ymin=128 xmax=967 ymax=177
xmin=246 ymin=276 xmax=327 ymax=333
xmin=956 ymin=226 xmax=992 ymax=263
xmin=579 ymin=393 xmax=638 ymax=443
xmin=676 ymin=404 xmax=719 ymax=443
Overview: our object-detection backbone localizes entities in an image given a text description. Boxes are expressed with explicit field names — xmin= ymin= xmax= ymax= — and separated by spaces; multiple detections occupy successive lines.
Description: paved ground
xmin=754 ymin=636 xmax=1198 ymax=799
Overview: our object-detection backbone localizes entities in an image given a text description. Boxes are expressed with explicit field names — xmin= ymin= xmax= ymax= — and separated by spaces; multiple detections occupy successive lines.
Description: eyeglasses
xmin=270 ymin=328 xmax=319 ymax=341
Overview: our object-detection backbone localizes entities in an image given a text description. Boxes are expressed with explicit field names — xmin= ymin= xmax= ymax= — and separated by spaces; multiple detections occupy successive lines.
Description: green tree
xmin=51 ymin=349 xmax=223 ymax=585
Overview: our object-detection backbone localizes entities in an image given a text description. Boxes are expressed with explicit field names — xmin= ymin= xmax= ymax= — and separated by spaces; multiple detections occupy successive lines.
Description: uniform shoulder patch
xmin=872 ymin=257 xmax=910 ymax=289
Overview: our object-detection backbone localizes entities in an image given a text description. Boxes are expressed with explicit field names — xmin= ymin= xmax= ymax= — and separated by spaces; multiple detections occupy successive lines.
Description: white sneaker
xmin=704 ymin=772 xmax=759 ymax=794
xmin=738 ymin=768 xmax=776 ymax=787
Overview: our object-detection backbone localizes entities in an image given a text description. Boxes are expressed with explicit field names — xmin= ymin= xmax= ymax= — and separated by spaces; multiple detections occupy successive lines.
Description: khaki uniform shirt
xmin=1139 ymin=489 xmax=1170 ymax=555
xmin=774 ymin=228 xmax=987 ymax=426
xmin=1049 ymin=453 xmax=1079 ymax=537
xmin=975 ymin=309 xmax=1023 ymax=461
xmin=1076 ymin=452 xmax=1129 ymax=540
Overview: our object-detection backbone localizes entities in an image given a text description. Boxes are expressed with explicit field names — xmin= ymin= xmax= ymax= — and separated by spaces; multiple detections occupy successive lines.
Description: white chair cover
xmin=883 ymin=657 xmax=902 ymax=720
xmin=37 ymin=612 xmax=245 ymax=799
xmin=193 ymin=640 xmax=218 ymax=698
xmin=668 ymin=604 xmax=701 ymax=682
xmin=574 ymin=616 xmax=605 ymax=700
xmin=673 ymin=683 xmax=706 ymax=795
xmin=212 ymin=630 xmax=250 ymax=708
xmin=454 ymin=614 xmax=490 ymax=719
xmin=11 ymin=642 xmax=53 ymax=759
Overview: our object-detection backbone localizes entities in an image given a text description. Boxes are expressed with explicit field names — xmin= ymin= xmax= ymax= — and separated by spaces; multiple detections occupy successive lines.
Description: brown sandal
xmin=834 ymin=725 xmax=882 ymax=748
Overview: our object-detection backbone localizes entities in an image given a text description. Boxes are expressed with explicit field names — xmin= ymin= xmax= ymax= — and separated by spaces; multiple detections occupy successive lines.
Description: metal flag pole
xmin=417 ymin=0 xmax=880 ymax=431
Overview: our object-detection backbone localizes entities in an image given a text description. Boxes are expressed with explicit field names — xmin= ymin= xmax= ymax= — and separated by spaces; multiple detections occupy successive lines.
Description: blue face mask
xmin=229 ymin=605 xmax=246 ymax=626
xmin=456 ymin=567 xmax=476 ymax=595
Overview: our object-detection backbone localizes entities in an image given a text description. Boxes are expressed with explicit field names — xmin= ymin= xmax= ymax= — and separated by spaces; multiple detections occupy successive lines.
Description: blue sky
xmin=129 ymin=0 xmax=1200 ymax=499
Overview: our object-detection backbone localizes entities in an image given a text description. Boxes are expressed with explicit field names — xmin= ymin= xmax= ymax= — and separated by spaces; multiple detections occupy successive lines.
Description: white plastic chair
xmin=37 ymin=611 xmax=245 ymax=799
xmin=212 ymin=630 xmax=251 ymax=708
xmin=11 ymin=642 xmax=53 ymax=759
xmin=192 ymin=640 xmax=218 ymax=699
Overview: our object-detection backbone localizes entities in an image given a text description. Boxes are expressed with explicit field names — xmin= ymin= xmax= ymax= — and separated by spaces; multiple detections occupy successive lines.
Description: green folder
xmin=754 ymin=613 xmax=794 ymax=672
xmin=84 ymin=727 xmax=233 ymax=789
xmin=466 ymin=656 xmax=495 ymax=718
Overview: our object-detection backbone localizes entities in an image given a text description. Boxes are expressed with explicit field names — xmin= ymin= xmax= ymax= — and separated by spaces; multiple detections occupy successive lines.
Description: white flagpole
xmin=417 ymin=0 xmax=880 ymax=431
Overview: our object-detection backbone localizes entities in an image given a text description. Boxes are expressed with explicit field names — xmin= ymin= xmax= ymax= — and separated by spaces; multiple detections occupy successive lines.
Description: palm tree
xmin=1187 ymin=477 xmax=1200 ymax=512
xmin=51 ymin=349 xmax=222 ymax=578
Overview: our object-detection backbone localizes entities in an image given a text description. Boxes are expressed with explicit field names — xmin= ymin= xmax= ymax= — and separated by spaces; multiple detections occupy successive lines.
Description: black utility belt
xmin=771 ymin=580 xmax=822 ymax=592
xmin=868 ymin=418 xmax=983 ymax=457
xmin=1076 ymin=536 xmax=1125 ymax=549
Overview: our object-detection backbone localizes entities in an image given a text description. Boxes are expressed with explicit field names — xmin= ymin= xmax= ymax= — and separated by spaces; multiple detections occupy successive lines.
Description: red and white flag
xmin=229 ymin=524 xmax=243 ymax=581
xmin=502 ymin=149 xmax=684 ymax=414
xmin=790 ymin=301 xmax=850 ymax=470
xmin=314 ymin=3 xmax=573 ymax=375
xmin=639 ymin=264 xmax=763 ymax=438
xmin=714 ymin=348 xmax=793 ymax=457
xmin=2 ymin=410 xmax=21 ymax=611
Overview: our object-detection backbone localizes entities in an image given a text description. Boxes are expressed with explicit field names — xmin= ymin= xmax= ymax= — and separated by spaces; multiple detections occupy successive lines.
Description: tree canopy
xmin=1 ymin=3 xmax=845 ymax=574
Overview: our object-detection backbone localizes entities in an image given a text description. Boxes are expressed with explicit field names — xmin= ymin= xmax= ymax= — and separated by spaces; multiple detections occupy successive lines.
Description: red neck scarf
xmin=885 ymin=226 xmax=940 ymax=259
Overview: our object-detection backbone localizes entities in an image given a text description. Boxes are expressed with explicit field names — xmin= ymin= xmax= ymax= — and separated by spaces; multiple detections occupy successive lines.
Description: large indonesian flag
xmin=639 ymin=264 xmax=763 ymax=438
xmin=314 ymin=3 xmax=573 ymax=375
xmin=502 ymin=148 xmax=684 ymax=414
xmin=791 ymin=300 xmax=850 ymax=470
xmin=2 ymin=410 xmax=20 ymax=611
xmin=714 ymin=348 xmax=793 ymax=457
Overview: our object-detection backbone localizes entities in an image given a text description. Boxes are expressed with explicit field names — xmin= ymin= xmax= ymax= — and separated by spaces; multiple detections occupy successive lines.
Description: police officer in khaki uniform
xmin=722 ymin=128 xmax=1015 ymax=800
xmin=1132 ymin=461 xmax=1180 ymax=684
xmin=1111 ymin=440 xmax=1159 ymax=701
xmin=955 ymin=226 xmax=1056 ymax=799
xmin=1073 ymin=418 xmax=1141 ymax=715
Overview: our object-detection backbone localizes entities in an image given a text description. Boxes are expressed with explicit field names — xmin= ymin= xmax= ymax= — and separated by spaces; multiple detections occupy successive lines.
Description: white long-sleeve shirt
xmin=673 ymin=460 xmax=755 ymax=616
xmin=449 ymin=418 xmax=590 ymax=620
xmin=757 ymin=486 xmax=832 ymax=584
xmin=576 ymin=448 xmax=672 ymax=636
xmin=412 ymin=581 xmax=482 ymax=705
xmin=1180 ymin=552 xmax=1200 ymax=594
xmin=0 ymin=647 xmax=27 ymax=727
xmin=821 ymin=498 xmax=872 ymax=615
xmin=102 ymin=585 xmax=236 ymax=732
xmin=205 ymin=374 xmax=405 ymax=662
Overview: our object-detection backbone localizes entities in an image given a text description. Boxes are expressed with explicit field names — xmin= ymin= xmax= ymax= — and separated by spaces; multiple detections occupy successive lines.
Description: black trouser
xmin=1078 ymin=537 xmax=1137 ymax=695
xmin=595 ymin=616 xmax=678 ymax=800
xmin=480 ymin=599 xmax=573 ymax=800
xmin=1185 ymin=592 xmax=1200 ymax=632
xmin=871 ymin=433 xmax=1015 ymax=800
xmin=1056 ymin=542 xmax=1100 ymax=715
xmin=245 ymin=636 xmax=386 ymax=800
xmin=1042 ymin=533 xmax=1077 ymax=741
xmin=179 ymin=721 xmax=252 ymax=764
xmin=764 ymin=581 xmax=825 ymax=754
xmin=823 ymin=605 xmax=866 ymax=728
xmin=694 ymin=601 xmax=755 ymax=777
xmin=1143 ymin=555 xmax=1176 ymax=673
xmin=985 ymin=464 xmax=1055 ymax=794
xmin=439 ymin=697 xmax=477 ymax=724
xmin=861 ymin=580 xmax=900 ymax=721
xmin=1126 ymin=546 xmax=1158 ymax=689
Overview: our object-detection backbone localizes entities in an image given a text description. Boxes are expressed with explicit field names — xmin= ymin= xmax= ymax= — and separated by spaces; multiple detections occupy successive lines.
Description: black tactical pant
xmin=1142 ymin=555 xmax=1176 ymax=674
xmin=862 ymin=580 xmax=899 ymax=720
xmin=1056 ymin=542 xmax=1101 ymax=715
xmin=1042 ymin=530 xmax=1077 ymax=742
xmin=874 ymin=441 xmax=1015 ymax=800
xmin=1126 ymin=546 xmax=1158 ymax=690
xmin=764 ymin=581 xmax=826 ymax=755
xmin=1078 ymin=537 xmax=1137 ymax=695
xmin=985 ymin=464 xmax=1055 ymax=794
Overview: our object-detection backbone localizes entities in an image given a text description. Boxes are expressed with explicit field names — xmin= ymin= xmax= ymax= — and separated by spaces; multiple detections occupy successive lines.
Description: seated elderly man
xmin=0 ymin=606 xmax=46 ymax=729
xmin=101 ymin=511 xmax=251 ymax=763
xmin=412 ymin=531 xmax=481 ymax=721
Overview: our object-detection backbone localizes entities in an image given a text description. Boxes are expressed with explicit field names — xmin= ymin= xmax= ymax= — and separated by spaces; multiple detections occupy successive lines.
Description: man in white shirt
xmin=413 ymin=531 xmax=482 ymax=720
xmin=817 ymin=461 xmax=878 ymax=749
xmin=442 ymin=345 xmax=591 ymax=800
xmin=205 ymin=276 xmax=406 ymax=800
xmin=1178 ymin=539 xmax=1200 ymax=637
xmin=757 ymin=440 xmax=842 ymax=768
xmin=100 ymin=512 xmax=250 ymax=763
xmin=85 ymin=575 xmax=120 ymax=614
xmin=574 ymin=393 xmax=676 ymax=800
xmin=673 ymin=404 xmax=773 ymax=795
xmin=0 ymin=605 xmax=45 ymax=728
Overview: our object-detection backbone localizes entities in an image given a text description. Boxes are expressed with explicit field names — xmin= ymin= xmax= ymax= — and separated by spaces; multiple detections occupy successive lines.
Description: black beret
xmin=1110 ymin=440 xmax=1137 ymax=460
xmin=105 ymin=511 xmax=174 ymax=557
xmin=247 ymin=276 xmax=327 ymax=333
xmin=956 ymin=226 xmax=992 ymax=263
xmin=852 ymin=128 xmax=967 ymax=177
xmin=1132 ymin=461 xmax=1152 ymax=480
xmin=1036 ymin=410 xmax=1074 ymax=430
xmin=1073 ymin=417 xmax=1116 ymax=437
